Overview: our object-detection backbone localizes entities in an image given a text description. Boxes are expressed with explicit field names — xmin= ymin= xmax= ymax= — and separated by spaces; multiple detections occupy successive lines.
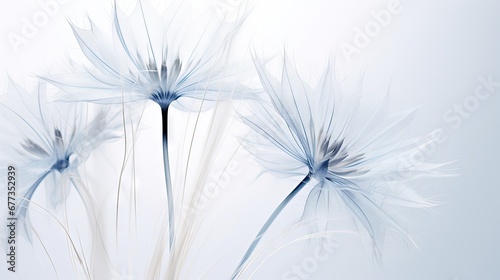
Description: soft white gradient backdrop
xmin=1 ymin=0 xmax=499 ymax=279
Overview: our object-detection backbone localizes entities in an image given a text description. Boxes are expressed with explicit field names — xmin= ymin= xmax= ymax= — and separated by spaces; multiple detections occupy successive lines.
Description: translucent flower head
xmin=243 ymin=56 xmax=445 ymax=256
xmin=0 ymin=82 xmax=119 ymax=228
xmin=43 ymin=0 xmax=252 ymax=110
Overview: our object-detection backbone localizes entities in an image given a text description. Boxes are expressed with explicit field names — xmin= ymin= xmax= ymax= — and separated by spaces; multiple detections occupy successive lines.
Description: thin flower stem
xmin=18 ymin=170 xmax=52 ymax=219
xmin=161 ymin=106 xmax=175 ymax=250
xmin=231 ymin=172 xmax=312 ymax=279
xmin=17 ymin=170 xmax=52 ymax=240
xmin=70 ymin=177 xmax=98 ymax=228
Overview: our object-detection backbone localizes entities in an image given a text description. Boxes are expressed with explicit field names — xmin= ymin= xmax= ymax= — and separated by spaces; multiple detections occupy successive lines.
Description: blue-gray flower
xmin=42 ymin=0 xmax=253 ymax=249
xmin=232 ymin=56 xmax=445 ymax=278
xmin=0 ymin=82 xmax=119 ymax=241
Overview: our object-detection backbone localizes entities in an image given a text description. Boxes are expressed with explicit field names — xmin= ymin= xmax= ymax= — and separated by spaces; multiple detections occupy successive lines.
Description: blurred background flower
xmin=0 ymin=81 xmax=119 ymax=242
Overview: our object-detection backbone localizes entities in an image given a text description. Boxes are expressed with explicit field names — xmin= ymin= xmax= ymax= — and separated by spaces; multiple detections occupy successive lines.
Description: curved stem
xmin=161 ymin=106 xmax=175 ymax=250
xmin=70 ymin=177 xmax=97 ymax=223
xmin=17 ymin=170 xmax=52 ymax=241
xmin=231 ymin=173 xmax=312 ymax=279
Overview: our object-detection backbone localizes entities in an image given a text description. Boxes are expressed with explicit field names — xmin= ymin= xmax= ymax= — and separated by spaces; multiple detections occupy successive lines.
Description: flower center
xmin=312 ymin=160 xmax=329 ymax=181
xmin=52 ymin=156 xmax=70 ymax=172
xmin=150 ymin=90 xmax=178 ymax=109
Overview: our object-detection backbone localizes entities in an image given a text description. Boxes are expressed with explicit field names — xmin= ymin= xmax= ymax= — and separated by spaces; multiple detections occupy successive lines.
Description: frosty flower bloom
xmin=232 ymin=57 xmax=444 ymax=278
xmin=0 ymin=82 xmax=118 ymax=240
xmin=43 ymin=1 xmax=252 ymax=247
xmin=44 ymin=1 xmax=250 ymax=108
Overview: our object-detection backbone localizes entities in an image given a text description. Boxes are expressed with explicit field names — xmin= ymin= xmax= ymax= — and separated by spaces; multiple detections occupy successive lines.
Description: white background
xmin=1 ymin=0 xmax=499 ymax=279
